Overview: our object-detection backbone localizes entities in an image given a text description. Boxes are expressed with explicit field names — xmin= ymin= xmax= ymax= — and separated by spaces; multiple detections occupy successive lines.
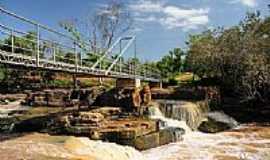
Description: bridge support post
xmin=116 ymin=78 xmax=141 ymax=88
xmin=73 ymin=74 xmax=79 ymax=89
xmin=36 ymin=25 xmax=40 ymax=67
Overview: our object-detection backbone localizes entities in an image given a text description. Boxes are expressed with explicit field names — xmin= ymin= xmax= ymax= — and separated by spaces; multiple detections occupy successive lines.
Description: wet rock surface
xmin=51 ymin=108 xmax=184 ymax=150
xmin=135 ymin=127 xmax=185 ymax=150
xmin=198 ymin=111 xmax=238 ymax=133
xmin=25 ymin=87 xmax=106 ymax=108
xmin=93 ymin=88 xmax=140 ymax=111
xmin=0 ymin=86 xmax=211 ymax=157
xmin=0 ymin=102 xmax=183 ymax=151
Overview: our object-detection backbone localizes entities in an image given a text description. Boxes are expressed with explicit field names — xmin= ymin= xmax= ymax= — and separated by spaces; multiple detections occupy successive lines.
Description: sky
xmin=1 ymin=0 xmax=269 ymax=61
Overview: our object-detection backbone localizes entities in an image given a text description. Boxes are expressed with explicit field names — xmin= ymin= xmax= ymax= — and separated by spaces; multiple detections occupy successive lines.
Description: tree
xmin=60 ymin=1 xmax=133 ymax=53
xmin=0 ymin=31 xmax=38 ymax=57
xmin=185 ymin=11 xmax=270 ymax=104
xmin=157 ymin=48 xmax=185 ymax=78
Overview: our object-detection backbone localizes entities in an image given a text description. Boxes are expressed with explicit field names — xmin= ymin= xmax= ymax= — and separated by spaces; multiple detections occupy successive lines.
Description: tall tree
xmin=185 ymin=11 xmax=270 ymax=104
xmin=60 ymin=1 xmax=133 ymax=52
xmin=157 ymin=48 xmax=185 ymax=78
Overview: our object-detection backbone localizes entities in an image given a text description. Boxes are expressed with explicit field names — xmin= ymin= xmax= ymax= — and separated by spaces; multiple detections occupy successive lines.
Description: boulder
xmin=94 ymin=88 xmax=141 ymax=112
xmin=198 ymin=111 xmax=238 ymax=133
xmin=159 ymin=127 xmax=184 ymax=145
xmin=134 ymin=127 xmax=185 ymax=150
xmin=135 ymin=132 xmax=159 ymax=150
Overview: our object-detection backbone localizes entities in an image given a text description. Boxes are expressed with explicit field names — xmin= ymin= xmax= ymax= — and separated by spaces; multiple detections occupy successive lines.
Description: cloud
xmin=129 ymin=0 xmax=163 ymax=13
xmin=230 ymin=0 xmax=258 ymax=7
xmin=162 ymin=6 xmax=209 ymax=30
xmin=136 ymin=16 xmax=158 ymax=22
xmin=129 ymin=0 xmax=210 ymax=31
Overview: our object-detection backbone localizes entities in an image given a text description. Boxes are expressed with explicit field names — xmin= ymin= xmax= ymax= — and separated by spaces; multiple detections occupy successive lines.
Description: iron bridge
xmin=0 ymin=7 xmax=161 ymax=82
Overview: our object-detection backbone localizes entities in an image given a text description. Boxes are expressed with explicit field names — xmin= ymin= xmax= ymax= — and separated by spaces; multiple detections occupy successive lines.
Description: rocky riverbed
xmin=1 ymin=87 xmax=270 ymax=160
xmin=0 ymin=123 xmax=270 ymax=160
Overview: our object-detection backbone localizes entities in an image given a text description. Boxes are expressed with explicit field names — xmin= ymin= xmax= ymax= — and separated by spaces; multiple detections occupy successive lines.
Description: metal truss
xmin=0 ymin=7 xmax=161 ymax=82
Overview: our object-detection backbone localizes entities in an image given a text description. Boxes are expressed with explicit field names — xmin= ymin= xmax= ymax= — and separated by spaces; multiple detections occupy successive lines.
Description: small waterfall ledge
xmin=155 ymin=100 xmax=209 ymax=130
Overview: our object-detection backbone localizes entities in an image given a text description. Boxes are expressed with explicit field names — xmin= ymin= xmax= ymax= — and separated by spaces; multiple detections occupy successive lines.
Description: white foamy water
xmin=148 ymin=106 xmax=191 ymax=133
xmin=156 ymin=100 xmax=209 ymax=130
xmin=143 ymin=125 xmax=270 ymax=160
xmin=65 ymin=137 xmax=146 ymax=160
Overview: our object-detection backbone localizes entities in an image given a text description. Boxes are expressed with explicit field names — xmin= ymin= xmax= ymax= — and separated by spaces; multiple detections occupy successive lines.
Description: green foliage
xmin=168 ymin=78 xmax=178 ymax=85
xmin=185 ymin=12 xmax=270 ymax=104
xmin=0 ymin=31 xmax=37 ymax=56
xmin=0 ymin=31 xmax=47 ymax=59
xmin=157 ymin=48 xmax=185 ymax=79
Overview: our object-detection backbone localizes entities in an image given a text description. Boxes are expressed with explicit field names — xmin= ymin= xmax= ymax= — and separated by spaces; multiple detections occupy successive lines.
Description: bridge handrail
xmin=0 ymin=7 xmax=161 ymax=81
xmin=0 ymin=7 xmax=77 ymax=42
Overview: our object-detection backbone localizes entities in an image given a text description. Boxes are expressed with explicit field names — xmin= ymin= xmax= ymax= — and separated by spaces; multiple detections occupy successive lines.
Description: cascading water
xmin=143 ymin=124 xmax=270 ymax=160
xmin=155 ymin=100 xmax=209 ymax=130
xmin=148 ymin=105 xmax=191 ymax=133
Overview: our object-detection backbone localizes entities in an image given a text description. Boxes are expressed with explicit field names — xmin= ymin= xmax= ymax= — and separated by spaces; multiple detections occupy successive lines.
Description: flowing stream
xmin=143 ymin=102 xmax=270 ymax=160
xmin=143 ymin=124 xmax=270 ymax=160
xmin=148 ymin=105 xmax=191 ymax=133
xmin=155 ymin=100 xmax=209 ymax=130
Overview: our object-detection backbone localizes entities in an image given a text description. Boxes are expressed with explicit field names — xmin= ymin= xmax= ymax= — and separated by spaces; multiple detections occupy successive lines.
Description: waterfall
xmin=148 ymin=106 xmax=191 ymax=133
xmin=156 ymin=100 xmax=209 ymax=130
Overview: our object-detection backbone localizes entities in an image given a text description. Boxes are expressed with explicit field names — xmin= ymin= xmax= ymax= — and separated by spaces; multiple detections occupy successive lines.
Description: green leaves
xmin=185 ymin=11 xmax=270 ymax=103
xmin=157 ymin=48 xmax=185 ymax=79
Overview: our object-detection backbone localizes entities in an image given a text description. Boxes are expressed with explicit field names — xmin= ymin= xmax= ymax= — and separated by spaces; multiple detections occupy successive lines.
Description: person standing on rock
xmin=132 ymin=87 xmax=142 ymax=115
xmin=141 ymin=85 xmax=152 ymax=106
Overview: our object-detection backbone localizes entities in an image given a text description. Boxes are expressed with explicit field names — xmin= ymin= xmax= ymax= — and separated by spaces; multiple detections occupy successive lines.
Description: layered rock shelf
xmin=0 ymin=85 xmax=192 ymax=151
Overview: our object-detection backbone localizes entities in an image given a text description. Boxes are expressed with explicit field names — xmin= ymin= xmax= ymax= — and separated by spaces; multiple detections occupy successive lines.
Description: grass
xmin=46 ymin=78 xmax=115 ymax=89
xmin=175 ymin=72 xmax=200 ymax=82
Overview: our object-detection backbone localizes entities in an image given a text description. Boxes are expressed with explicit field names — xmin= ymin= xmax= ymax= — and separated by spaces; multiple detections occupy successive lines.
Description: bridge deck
xmin=0 ymin=7 xmax=161 ymax=82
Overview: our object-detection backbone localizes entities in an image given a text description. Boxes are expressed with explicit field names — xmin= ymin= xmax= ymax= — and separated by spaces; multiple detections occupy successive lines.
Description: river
xmin=1 ymin=99 xmax=270 ymax=160
xmin=143 ymin=123 xmax=270 ymax=160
